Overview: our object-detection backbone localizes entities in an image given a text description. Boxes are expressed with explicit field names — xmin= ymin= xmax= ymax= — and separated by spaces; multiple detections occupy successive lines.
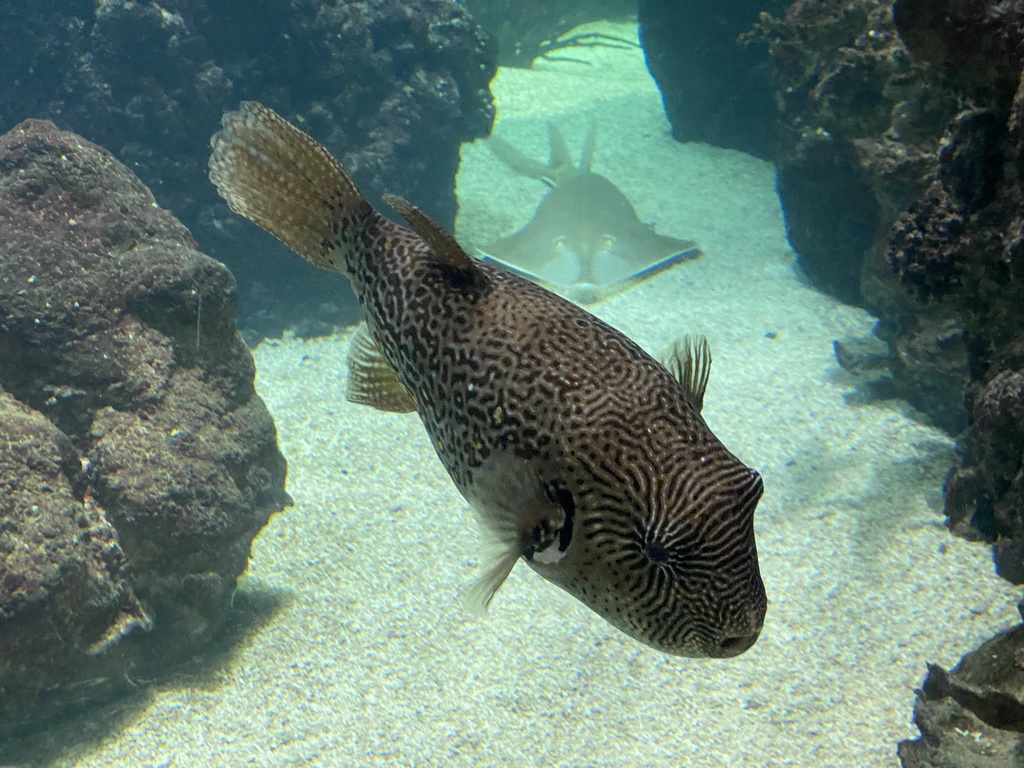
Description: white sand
xmin=68 ymin=22 xmax=1020 ymax=768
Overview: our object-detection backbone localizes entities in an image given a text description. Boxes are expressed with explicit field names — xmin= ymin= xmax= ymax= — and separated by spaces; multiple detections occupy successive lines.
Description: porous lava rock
xmin=0 ymin=118 xmax=289 ymax=736
xmin=752 ymin=0 xmax=1024 ymax=578
xmin=888 ymin=0 xmax=1024 ymax=583
xmin=750 ymin=0 xmax=955 ymax=304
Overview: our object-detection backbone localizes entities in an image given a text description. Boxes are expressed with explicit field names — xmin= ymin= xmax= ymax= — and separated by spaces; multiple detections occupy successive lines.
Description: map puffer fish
xmin=209 ymin=102 xmax=766 ymax=658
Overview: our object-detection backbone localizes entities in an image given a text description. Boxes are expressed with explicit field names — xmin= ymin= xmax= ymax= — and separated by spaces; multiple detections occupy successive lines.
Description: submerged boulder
xmin=899 ymin=604 xmax=1024 ymax=767
xmin=0 ymin=118 xmax=290 ymax=736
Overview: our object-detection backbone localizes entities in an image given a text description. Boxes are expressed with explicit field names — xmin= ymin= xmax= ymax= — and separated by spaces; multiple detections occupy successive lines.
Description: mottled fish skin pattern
xmin=209 ymin=102 xmax=766 ymax=657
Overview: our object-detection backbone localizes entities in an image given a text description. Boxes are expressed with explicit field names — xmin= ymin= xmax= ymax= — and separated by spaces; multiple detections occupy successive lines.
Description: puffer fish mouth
xmin=716 ymin=629 xmax=761 ymax=657
xmin=709 ymin=607 xmax=764 ymax=658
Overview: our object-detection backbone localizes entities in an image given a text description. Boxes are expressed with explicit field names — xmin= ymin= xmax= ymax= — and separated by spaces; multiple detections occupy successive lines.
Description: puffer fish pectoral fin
xmin=382 ymin=194 xmax=473 ymax=273
xmin=463 ymin=458 xmax=569 ymax=615
xmin=464 ymin=535 xmax=521 ymax=616
xmin=345 ymin=322 xmax=417 ymax=413
xmin=664 ymin=335 xmax=712 ymax=412
xmin=209 ymin=101 xmax=380 ymax=278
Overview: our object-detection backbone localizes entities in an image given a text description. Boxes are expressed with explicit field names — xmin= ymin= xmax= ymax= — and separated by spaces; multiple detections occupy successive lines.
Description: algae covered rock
xmin=0 ymin=118 xmax=290 ymax=736
xmin=0 ymin=386 xmax=150 ymax=673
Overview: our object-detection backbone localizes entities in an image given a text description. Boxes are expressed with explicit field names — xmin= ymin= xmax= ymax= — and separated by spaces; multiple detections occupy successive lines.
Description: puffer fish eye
xmin=641 ymin=538 xmax=667 ymax=564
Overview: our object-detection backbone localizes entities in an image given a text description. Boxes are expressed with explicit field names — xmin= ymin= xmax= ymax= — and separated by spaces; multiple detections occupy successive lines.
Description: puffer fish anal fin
xmin=382 ymin=194 xmax=474 ymax=273
xmin=664 ymin=335 xmax=712 ymax=412
xmin=346 ymin=322 xmax=417 ymax=413
xmin=464 ymin=458 xmax=569 ymax=615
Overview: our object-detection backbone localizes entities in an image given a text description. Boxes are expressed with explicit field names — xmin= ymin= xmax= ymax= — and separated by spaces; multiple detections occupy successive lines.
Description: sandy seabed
xmin=50 ymin=22 xmax=1020 ymax=768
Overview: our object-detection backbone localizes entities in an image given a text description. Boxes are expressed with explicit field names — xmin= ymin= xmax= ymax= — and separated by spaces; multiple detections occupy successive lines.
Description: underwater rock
xmin=833 ymin=311 xmax=967 ymax=436
xmin=883 ymin=0 xmax=1024 ymax=583
xmin=0 ymin=118 xmax=290 ymax=736
xmin=775 ymin=132 xmax=881 ymax=306
xmin=751 ymin=0 xmax=973 ymax=430
xmin=946 ymin=337 xmax=1024 ymax=582
xmin=751 ymin=0 xmax=954 ymax=306
xmin=0 ymin=0 xmax=497 ymax=341
xmin=898 ymin=612 xmax=1024 ymax=767
xmin=0 ymin=386 xmax=152 ymax=695
xmin=752 ymin=0 xmax=1024 ymax=581
xmin=894 ymin=0 xmax=1024 ymax=93
xmin=638 ymin=0 xmax=777 ymax=160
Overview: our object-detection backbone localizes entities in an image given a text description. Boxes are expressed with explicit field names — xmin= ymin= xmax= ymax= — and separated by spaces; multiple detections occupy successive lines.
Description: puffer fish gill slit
xmin=209 ymin=102 xmax=766 ymax=658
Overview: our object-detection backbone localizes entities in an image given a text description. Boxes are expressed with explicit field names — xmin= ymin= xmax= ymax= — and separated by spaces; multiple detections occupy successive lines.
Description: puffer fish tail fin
xmin=346 ymin=322 xmax=417 ymax=413
xmin=664 ymin=335 xmax=712 ymax=412
xmin=209 ymin=101 xmax=382 ymax=277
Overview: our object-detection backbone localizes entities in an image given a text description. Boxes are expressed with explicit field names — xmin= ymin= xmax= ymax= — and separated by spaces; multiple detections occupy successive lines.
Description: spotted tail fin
xmin=209 ymin=101 xmax=381 ymax=276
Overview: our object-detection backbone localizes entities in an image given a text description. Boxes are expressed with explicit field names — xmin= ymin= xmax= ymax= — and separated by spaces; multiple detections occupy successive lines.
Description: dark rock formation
xmin=638 ymin=0 xmax=778 ymax=160
xmin=748 ymin=2 xmax=1024 ymax=758
xmin=776 ymin=133 xmax=881 ymax=304
xmin=0 ymin=0 xmax=497 ymax=341
xmin=0 ymin=118 xmax=289 ymax=736
xmin=887 ymin=0 xmax=1024 ymax=583
xmin=754 ymin=0 xmax=1024 ymax=577
xmin=0 ymin=387 xmax=152 ymax=684
xmin=899 ymin=605 xmax=1024 ymax=767
xmin=748 ymin=0 xmax=968 ymax=434
xmin=749 ymin=0 xmax=956 ymax=304
xmin=460 ymin=0 xmax=635 ymax=68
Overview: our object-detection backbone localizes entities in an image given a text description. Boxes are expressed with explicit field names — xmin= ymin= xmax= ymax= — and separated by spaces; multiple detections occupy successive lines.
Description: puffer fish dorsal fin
xmin=383 ymin=194 xmax=473 ymax=272
xmin=665 ymin=335 xmax=712 ymax=412
xmin=346 ymin=322 xmax=417 ymax=413
xmin=579 ymin=123 xmax=597 ymax=172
